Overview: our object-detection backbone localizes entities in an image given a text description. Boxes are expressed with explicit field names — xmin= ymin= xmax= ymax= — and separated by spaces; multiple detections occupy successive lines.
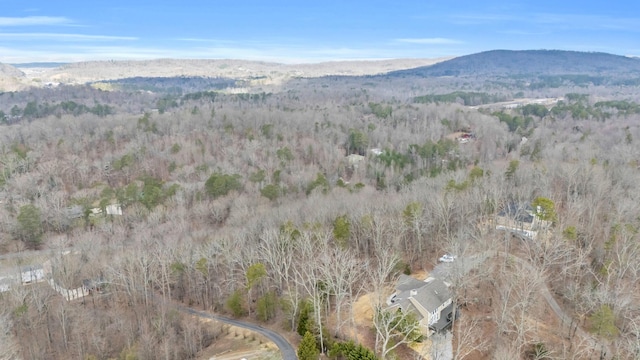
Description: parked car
xmin=438 ymin=254 xmax=457 ymax=263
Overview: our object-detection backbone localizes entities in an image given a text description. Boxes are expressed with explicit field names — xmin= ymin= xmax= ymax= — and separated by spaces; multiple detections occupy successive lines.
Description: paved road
xmin=1 ymin=246 xmax=297 ymax=359
xmin=178 ymin=306 xmax=298 ymax=360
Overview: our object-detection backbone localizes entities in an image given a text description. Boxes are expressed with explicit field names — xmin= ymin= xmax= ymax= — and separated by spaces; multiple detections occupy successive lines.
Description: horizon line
xmin=4 ymin=48 xmax=634 ymax=66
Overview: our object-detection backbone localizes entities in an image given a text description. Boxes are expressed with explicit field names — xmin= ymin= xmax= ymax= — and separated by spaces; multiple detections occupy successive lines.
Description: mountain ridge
xmin=387 ymin=49 xmax=640 ymax=78
xmin=4 ymin=50 xmax=640 ymax=92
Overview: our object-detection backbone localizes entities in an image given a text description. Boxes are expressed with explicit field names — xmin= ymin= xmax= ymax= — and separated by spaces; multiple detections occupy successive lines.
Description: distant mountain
xmin=0 ymin=63 xmax=27 ymax=91
xmin=388 ymin=50 xmax=640 ymax=78
xmin=11 ymin=62 xmax=68 ymax=69
xmin=0 ymin=63 xmax=24 ymax=77
xmin=27 ymin=58 xmax=448 ymax=86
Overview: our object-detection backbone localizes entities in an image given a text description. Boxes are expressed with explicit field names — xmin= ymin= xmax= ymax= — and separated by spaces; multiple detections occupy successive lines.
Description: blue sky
xmin=1 ymin=1 xmax=639 ymax=63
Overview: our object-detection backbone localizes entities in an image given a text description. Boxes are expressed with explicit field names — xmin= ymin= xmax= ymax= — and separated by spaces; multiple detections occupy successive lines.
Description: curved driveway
xmin=178 ymin=306 xmax=298 ymax=360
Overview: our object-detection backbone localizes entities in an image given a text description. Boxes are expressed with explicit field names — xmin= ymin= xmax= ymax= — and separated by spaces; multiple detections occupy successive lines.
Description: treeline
xmin=528 ymin=74 xmax=607 ymax=88
xmin=1 ymin=100 xmax=114 ymax=123
xmin=414 ymin=91 xmax=506 ymax=106
xmin=482 ymin=96 xmax=640 ymax=136
xmin=552 ymin=95 xmax=640 ymax=120
xmin=0 ymin=84 xmax=158 ymax=118
xmin=99 ymin=76 xmax=236 ymax=94
xmin=156 ymin=91 xmax=271 ymax=113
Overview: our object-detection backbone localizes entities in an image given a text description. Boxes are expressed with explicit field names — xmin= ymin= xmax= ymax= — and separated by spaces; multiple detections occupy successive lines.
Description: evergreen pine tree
xmin=298 ymin=331 xmax=319 ymax=360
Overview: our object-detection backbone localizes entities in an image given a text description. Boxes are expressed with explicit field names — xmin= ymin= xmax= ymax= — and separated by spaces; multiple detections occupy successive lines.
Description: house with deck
xmin=495 ymin=202 xmax=549 ymax=240
xmin=387 ymin=275 xmax=454 ymax=335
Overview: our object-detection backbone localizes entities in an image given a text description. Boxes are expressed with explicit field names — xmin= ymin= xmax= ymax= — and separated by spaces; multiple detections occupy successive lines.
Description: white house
xmin=20 ymin=265 xmax=44 ymax=284
xmin=105 ymin=204 xmax=123 ymax=216
xmin=0 ymin=276 xmax=14 ymax=292
xmin=89 ymin=204 xmax=123 ymax=216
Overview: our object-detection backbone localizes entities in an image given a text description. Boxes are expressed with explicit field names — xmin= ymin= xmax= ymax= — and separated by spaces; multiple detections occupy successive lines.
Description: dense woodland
xmin=2 ymin=53 xmax=640 ymax=360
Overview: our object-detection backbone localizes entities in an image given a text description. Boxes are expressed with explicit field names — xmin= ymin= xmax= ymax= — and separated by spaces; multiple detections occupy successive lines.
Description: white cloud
xmin=396 ymin=38 xmax=462 ymax=45
xmin=0 ymin=33 xmax=137 ymax=41
xmin=0 ymin=16 xmax=72 ymax=26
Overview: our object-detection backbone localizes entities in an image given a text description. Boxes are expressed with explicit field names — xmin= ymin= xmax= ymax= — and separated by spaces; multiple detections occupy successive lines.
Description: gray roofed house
xmin=498 ymin=202 xmax=535 ymax=223
xmin=82 ymin=277 xmax=108 ymax=294
xmin=395 ymin=274 xmax=426 ymax=292
xmin=495 ymin=202 xmax=548 ymax=239
xmin=387 ymin=275 xmax=454 ymax=335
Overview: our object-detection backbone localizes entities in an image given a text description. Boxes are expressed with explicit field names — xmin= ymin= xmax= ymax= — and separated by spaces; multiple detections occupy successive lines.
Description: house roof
xmin=21 ymin=265 xmax=43 ymax=273
xmin=65 ymin=205 xmax=84 ymax=219
xmin=347 ymin=154 xmax=364 ymax=165
xmin=83 ymin=277 xmax=107 ymax=289
xmin=396 ymin=274 xmax=428 ymax=292
xmin=394 ymin=275 xmax=451 ymax=313
xmin=411 ymin=278 xmax=451 ymax=313
xmin=498 ymin=202 xmax=534 ymax=223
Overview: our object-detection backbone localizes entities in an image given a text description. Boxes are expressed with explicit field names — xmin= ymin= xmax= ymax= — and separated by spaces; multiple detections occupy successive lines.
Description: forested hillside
xmin=389 ymin=50 xmax=640 ymax=77
xmin=0 ymin=63 xmax=27 ymax=92
xmin=1 ymin=52 xmax=640 ymax=359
